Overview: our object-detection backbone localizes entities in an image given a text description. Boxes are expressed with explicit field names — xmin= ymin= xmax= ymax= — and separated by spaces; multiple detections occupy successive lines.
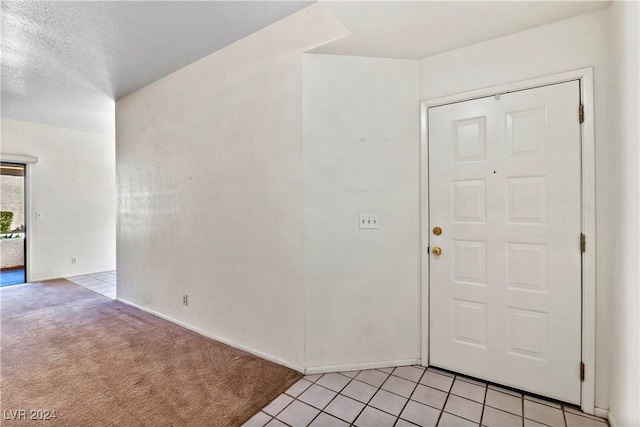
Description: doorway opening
xmin=1 ymin=162 xmax=26 ymax=286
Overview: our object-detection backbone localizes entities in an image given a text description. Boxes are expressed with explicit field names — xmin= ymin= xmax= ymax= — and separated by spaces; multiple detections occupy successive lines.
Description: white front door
xmin=428 ymin=81 xmax=582 ymax=404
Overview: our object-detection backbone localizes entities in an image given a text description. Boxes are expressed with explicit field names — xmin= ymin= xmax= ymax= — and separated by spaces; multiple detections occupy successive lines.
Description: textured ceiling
xmin=0 ymin=1 xmax=611 ymax=136
xmin=0 ymin=1 xmax=312 ymax=134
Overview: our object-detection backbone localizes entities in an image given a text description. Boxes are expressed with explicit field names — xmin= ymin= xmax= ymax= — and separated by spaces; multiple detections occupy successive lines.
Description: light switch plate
xmin=359 ymin=215 xmax=379 ymax=229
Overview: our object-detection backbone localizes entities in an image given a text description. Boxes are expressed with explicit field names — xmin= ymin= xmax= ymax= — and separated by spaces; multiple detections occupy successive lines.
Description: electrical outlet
xmin=71 ymin=257 xmax=78 ymax=264
xmin=359 ymin=215 xmax=379 ymax=229
xmin=182 ymin=294 xmax=188 ymax=306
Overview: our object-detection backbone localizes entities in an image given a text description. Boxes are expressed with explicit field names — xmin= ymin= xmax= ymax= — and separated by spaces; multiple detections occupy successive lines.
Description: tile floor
xmin=244 ymin=365 xmax=608 ymax=427
xmin=66 ymin=270 xmax=116 ymax=299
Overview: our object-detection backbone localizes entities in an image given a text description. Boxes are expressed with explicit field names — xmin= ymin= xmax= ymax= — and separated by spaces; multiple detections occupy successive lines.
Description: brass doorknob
xmin=432 ymin=246 xmax=442 ymax=256
xmin=433 ymin=227 xmax=442 ymax=236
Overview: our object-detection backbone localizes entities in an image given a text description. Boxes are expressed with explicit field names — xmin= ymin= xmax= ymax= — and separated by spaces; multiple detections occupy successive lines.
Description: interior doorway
xmin=1 ymin=162 xmax=26 ymax=286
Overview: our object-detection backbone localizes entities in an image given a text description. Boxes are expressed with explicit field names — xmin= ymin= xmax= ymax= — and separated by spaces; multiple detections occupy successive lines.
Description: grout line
xmin=434 ymin=371 xmax=456 ymax=426
xmin=310 ymin=373 xmax=356 ymax=425
xmin=478 ymin=382 xmax=488 ymax=427
xmin=521 ymin=393 xmax=525 ymax=427
xmin=392 ymin=367 xmax=427 ymax=425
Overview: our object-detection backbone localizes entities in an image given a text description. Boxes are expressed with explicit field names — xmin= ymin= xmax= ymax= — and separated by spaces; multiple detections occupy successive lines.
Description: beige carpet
xmin=0 ymin=280 xmax=301 ymax=426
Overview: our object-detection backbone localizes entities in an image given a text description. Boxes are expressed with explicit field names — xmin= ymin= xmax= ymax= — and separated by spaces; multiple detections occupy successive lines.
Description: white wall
xmin=608 ymin=2 xmax=639 ymax=426
xmin=303 ymin=54 xmax=420 ymax=370
xmin=115 ymin=4 xmax=348 ymax=370
xmin=418 ymin=9 xmax=612 ymax=410
xmin=0 ymin=118 xmax=116 ymax=281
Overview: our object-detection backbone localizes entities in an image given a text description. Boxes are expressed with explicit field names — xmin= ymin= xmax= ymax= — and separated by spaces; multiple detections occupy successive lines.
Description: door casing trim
xmin=419 ymin=68 xmax=596 ymax=414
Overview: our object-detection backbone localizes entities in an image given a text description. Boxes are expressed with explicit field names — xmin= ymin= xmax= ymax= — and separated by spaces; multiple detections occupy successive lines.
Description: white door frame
xmin=0 ymin=153 xmax=38 ymax=283
xmin=419 ymin=68 xmax=596 ymax=414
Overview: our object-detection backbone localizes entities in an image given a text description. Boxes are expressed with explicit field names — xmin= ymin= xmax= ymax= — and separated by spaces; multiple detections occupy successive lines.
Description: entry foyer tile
xmin=354 ymin=406 xmax=396 ymax=427
xmin=323 ymin=395 xmax=364 ymax=424
xmin=355 ymin=369 xmax=389 ymax=387
xmin=444 ymin=394 xmax=483 ymax=423
xmin=524 ymin=399 xmax=566 ymax=427
xmin=482 ymin=406 xmax=523 ymax=427
xmin=298 ymin=384 xmax=336 ymax=410
xmin=341 ymin=379 xmax=378 ymax=403
xmin=400 ymin=400 xmax=441 ymax=426
xmin=381 ymin=374 xmax=417 ymax=398
xmin=276 ymin=400 xmax=320 ymax=427
xmin=410 ymin=384 xmax=448 ymax=409
xmin=450 ymin=378 xmax=486 ymax=403
xmin=420 ymin=370 xmax=455 ymax=392
xmin=250 ymin=365 xmax=610 ymax=427
xmin=369 ymin=388 xmax=408 ymax=416
xmin=316 ymin=373 xmax=350 ymax=392
xmin=439 ymin=411 xmax=479 ymax=427
xmin=485 ymin=388 xmax=522 ymax=416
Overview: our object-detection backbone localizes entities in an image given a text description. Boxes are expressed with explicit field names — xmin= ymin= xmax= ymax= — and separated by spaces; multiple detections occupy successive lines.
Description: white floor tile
xmin=341 ymin=379 xmax=378 ymax=403
xmin=303 ymin=373 xmax=323 ymax=382
xmin=444 ymin=395 xmax=483 ymax=423
xmin=525 ymin=394 xmax=562 ymax=409
xmin=309 ymin=412 xmax=349 ymax=427
xmin=285 ymin=379 xmax=313 ymax=398
xmin=524 ymin=400 xmax=565 ymax=427
xmin=450 ymin=378 xmax=486 ymax=403
xmin=427 ymin=367 xmax=455 ymax=377
xmin=381 ymin=374 xmax=417 ymax=398
xmin=488 ymin=384 xmax=522 ymax=398
xmin=393 ymin=366 xmax=425 ymax=383
xmin=354 ymin=406 xmax=397 ymax=427
xmin=355 ymin=369 xmax=389 ymax=387
xmin=298 ymin=384 xmax=337 ymax=410
xmin=485 ymin=389 xmax=522 ymax=416
xmin=420 ymin=371 xmax=454 ymax=392
xmin=316 ymin=373 xmax=351 ymax=392
xmin=410 ymin=384 xmax=447 ymax=409
xmin=243 ymin=411 xmax=271 ymax=427
xmin=482 ymin=406 xmax=523 ymax=427
xmin=263 ymin=394 xmax=294 ymax=417
xmin=276 ymin=401 xmax=320 ymax=427
xmin=400 ymin=400 xmax=441 ymax=427
xmin=369 ymin=389 xmax=408 ymax=416
xmin=395 ymin=418 xmax=420 ymax=426
xmin=439 ymin=411 xmax=479 ymax=427
xmin=565 ymin=412 xmax=608 ymax=427
xmin=324 ymin=395 xmax=365 ymax=424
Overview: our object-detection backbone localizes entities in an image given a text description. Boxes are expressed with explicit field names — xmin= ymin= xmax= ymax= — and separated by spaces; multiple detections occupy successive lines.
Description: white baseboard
xmin=115 ymin=297 xmax=305 ymax=374
xmin=594 ymin=407 xmax=608 ymax=420
xmin=304 ymin=358 xmax=421 ymax=375
xmin=607 ymin=409 xmax=617 ymax=427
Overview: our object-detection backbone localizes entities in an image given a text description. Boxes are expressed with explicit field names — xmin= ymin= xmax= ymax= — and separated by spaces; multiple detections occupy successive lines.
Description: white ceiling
xmin=0 ymin=1 xmax=611 ymax=135
xmin=314 ymin=1 xmax=611 ymax=59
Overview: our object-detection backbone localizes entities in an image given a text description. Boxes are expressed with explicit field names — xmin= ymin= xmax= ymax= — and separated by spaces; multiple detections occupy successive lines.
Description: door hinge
xmin=580 ymin=234 xmax=586 ymax=253
xmin=580 ymin=362 xmax=585 ymax=381
xmin=579 ymin=104 xmax=585 ymax=123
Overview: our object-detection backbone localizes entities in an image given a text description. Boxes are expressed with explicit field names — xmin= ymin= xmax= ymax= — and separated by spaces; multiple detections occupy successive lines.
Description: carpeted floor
xmin=0 ymin=279 xmax=301 ymax=426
